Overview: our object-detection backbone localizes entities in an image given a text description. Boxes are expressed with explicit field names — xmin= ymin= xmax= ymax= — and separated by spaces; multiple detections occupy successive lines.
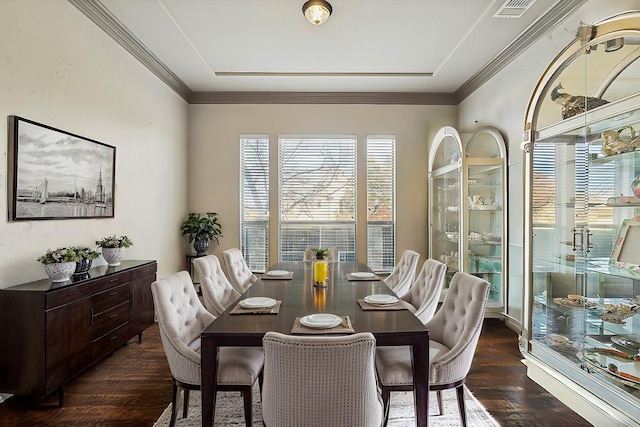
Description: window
xmin=367 ymin=137 xmax=395 ymax=272
xmin=279 ymin=136 xmax=357 ymax=261
xmin=240 ymin=135 xmax=269 ymax=272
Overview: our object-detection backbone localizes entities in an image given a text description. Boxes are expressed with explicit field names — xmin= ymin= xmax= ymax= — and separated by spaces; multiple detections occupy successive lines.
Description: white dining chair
xmin=222 ymin=248 xmax=257 ymax=293
xmin=262 ymin=331 xmax=384 ymax=427
xmin=398 ymin=258 xmax=447 ymax=324
xmin=151 ymin=271 xmax=263 ymax=427
xmin=375 ymin=271 xmax=490 ymax=427
xmin=383 ymin=249 xmax=420 ymax=296
xmin=192 ymin=255 xmax=241 ymax=315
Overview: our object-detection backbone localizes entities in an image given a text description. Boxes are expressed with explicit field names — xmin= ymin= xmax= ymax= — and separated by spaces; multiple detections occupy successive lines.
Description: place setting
xmin=291 ymin=313 xmax=355 ymax=334
xmin=358 ymin=293 xmax=408 ymax=311
xmin=261 ymin=269 xmax=294 ymax=280
xmin=230 ymin=296 xmax=282 ymax=314
xmin=346 ymin=271 xmax=380 ymax=281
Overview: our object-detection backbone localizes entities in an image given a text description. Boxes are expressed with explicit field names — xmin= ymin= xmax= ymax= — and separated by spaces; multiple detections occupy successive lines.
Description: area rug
xmin=153 ymin=384 xmax=500 ymax=426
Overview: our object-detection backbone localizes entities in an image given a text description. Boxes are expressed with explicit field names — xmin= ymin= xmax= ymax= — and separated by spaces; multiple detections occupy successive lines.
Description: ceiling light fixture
xmin=302 ymin=0 xmax=332 ymax=25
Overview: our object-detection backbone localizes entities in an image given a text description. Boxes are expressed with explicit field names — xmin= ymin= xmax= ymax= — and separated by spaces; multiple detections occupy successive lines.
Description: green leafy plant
xmin=71 ymin=246 xmax=101 ymax=260
xmin=96 ymin=235 xmax=134 ymax=248
xmin=313 ymin=248 xmax=329 ymax=259
xmin=180 ymin=212 xmax=222 ymax=244
xmin=37 ymin=247 xmax=81 ymax=265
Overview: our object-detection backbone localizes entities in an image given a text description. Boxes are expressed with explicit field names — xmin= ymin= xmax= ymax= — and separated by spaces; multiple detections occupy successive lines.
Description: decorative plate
xmin=239 ymin=297 xmax=277 ymax=309
xmin=265 ymin=270 xmax=289 ymax=276
xmin=351 ymin=272 xmax=376 ymax=279
xmin=364 ymin=294 xmax=398 ymax=305
xmin=300 ymin=313 xmax=342 ymax=329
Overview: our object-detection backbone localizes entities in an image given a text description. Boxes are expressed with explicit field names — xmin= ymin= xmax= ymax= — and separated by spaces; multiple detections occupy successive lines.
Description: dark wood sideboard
xmin=0 ymin=260 xmax=157 ymax=406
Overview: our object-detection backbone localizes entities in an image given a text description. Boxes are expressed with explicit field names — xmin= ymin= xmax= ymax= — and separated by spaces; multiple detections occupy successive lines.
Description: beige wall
xmin=0 ymin=0 xmax=189 ymax=288
xmin=188 ymin=104 xmax=457 ymax=266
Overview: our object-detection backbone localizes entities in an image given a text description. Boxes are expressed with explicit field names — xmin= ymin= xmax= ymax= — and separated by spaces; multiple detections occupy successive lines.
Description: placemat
xmin=346 ymin=273 xmax=380 ymax=281
xmin=291 ymin=316 xmax=354 ymax=334
xmin=357 ymin=299 xmax=408 ymax=311
xmin=230 ymin=300 xmax=282 ymax=315
xmin=261 ymin=271 xmax=294 ymax=280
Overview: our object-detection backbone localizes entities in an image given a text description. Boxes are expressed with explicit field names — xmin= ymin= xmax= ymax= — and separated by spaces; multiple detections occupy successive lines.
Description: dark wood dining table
xmin=200 ymin=261 xmax=430 ymax=427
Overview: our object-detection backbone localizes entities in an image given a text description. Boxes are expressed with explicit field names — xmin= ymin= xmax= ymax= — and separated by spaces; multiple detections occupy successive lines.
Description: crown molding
xmin=455 ymin=0 xmax=588 ymax=101
xmin=189 ymin=91 xmax=458 ymax=105
xmin=68 ymin=0 xmax=192 ymax=102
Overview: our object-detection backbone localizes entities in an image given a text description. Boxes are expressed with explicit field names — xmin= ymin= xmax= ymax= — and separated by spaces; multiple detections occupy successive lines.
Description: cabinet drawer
xmin=92 ymin=283 xmax=129 ymax=315
xmin=92 ymin=301 xmax=129 ymax=340
xmin=131 ymin=263 xmax=157 ymax=280
xmin=46 ymin=284 xmax=92 ymax=309
xmin=92 ymin=322 xmax=129 ymax=361
xmin=92 ymin=271 xmax=131 ymax=294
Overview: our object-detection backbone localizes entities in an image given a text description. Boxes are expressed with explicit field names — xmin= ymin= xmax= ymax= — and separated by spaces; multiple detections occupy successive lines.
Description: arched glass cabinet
xmin=522 ymin=11 xmax=640 ymax=424
xmin=429 ymin=125 xmax=507 ymax=311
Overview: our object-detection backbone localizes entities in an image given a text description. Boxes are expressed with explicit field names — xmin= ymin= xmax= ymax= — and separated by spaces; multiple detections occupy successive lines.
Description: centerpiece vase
xmin=44 ymin=261 xmax=77 ymax=282
xmin=102 ymin=247 xmax=125 ymax=266
xmin=313 ymin=258 xmax=328 ymax=287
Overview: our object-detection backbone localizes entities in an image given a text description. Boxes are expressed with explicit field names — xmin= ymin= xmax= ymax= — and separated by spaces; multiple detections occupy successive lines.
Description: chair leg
xmin=170 ymin=380 xmax=179 ymax=427
xmin=436 ymin=390 xmax=443 ymax=416
xmin=242 ymin=385 xmax=253 ymax=427
xmin=455 ymin=385 xmax=467 ymax=427
xmin=183 ymin=389 xmax=190 ymax=418
xmin=381 ymin=387 xmax=391 ymax=427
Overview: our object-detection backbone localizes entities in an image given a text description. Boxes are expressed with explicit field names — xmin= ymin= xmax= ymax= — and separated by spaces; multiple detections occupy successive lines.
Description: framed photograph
xmin=7 ymin=116 xmax=116 ymax=221
xmin=610 ymin=216 xmax=640 ymax=270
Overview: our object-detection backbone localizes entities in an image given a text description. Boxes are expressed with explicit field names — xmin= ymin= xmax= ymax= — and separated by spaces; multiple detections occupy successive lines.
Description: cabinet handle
xmin=571 ymin=228 xmax=583 ymax=252
xmin=585 ymin=228 xmax=593 ymax=254
xmin=109 ymin=292 xmax=118 ymax=296
xmin=110 ymin=335 xmax=118 ymax=341
xmin=109 ymin=313 xmax=119 ymax=319
xmin=109 ymin=278 xmax=119 ymax=283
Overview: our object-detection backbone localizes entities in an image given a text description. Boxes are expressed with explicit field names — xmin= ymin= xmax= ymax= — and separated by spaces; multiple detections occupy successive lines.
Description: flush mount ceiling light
xmin=303 ymin=0 xmax=332 ymax=25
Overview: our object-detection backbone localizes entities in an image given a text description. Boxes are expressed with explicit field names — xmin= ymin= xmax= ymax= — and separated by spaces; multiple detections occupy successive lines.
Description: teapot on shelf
xmin=468 ymin=194 xmax=484 ymax=209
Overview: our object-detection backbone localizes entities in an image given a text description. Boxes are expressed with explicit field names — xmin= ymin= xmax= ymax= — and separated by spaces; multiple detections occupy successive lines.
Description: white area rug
xmin=153 ymin=384 xmax=500 ymax=426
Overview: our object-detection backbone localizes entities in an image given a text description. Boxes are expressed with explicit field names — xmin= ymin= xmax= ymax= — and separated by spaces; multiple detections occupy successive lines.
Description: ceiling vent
xmin=493 ymin=0 xmax=536 ymax=18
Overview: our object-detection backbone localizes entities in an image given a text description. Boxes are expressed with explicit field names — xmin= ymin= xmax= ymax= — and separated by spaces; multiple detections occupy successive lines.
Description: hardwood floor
xmin=0 ymin=318 xmax=591 ymax=426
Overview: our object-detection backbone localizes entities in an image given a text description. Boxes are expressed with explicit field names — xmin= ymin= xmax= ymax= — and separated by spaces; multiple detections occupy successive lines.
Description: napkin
xmin=230 ymin=300 xmax=282 ymax=315
xmin=291 ymin=316 xmax=355 ymax=334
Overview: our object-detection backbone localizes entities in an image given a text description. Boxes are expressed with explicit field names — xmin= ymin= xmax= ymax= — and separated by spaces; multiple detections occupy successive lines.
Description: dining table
xmin=200 ymin=261 xmax=430 ymax=427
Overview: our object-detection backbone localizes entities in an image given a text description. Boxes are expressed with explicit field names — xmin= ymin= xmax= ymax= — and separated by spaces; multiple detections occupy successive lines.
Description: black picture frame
xmin=7 ymin=116 xmax=116 ymax=221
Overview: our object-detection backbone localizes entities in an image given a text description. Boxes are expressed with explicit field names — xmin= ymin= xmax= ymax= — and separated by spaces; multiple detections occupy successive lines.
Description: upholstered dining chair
xmin=262 ymin=332 xmax=384 ymax=427
xmin=383 ymin=249 xmax=420 ymax=296
xmin=151 ymin=271 xmax=264 ymax=427
xmin=375 ymin=271 xmax=490 ymax=427
xmin=192 ymin=255 xmax=241 ymax=315
xmin=222 ymin=248 xmax=257 ymax=293
xmin=399 ymin=258 xmax=446 ymax=324
xmin=303 ymin=247 xmax=340 ymax=262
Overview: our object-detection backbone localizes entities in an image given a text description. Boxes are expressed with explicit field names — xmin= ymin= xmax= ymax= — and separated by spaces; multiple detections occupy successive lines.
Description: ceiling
xmin=69 ymin=0 xmax=587 ymax=103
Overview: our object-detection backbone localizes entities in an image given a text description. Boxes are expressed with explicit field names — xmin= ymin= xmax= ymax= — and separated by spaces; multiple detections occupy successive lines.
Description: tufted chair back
xmin=383 ymin=249 xmax=420 ymax=296
xmin=400 ymin=259 xmax=446 ymax=324
xmin=425 ymin=271 xmax=490 ymax=385
xmin=262 ymin=332 xmax=383 ymax=427
xmin=192 ymin=255 xmax=241 ymax=316
xmin=222 ymin=248 xmax=257 ymax=293
xmin=151 ymin=271 xmax=215 ymax=386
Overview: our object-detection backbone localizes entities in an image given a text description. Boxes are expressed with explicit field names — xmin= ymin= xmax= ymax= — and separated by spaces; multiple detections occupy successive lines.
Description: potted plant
xmin=37 ymin=247 xmax=81 ymax=282
xmin=312 ymin=248 xmax=329 ymax=286
xmin=71 ymin=246 xmax=101 ymax=276
xmin=180 ymin=212 xmax=222 ymax=256
xmin=96 ymin=235 xmax=133 ymax=266
xmin=312 ymin=248 xmax=329 ymax=259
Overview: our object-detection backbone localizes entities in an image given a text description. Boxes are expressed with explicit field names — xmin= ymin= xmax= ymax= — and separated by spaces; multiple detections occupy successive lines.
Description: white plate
xmin=300 ymin=313 xmax=342 ymax=329
xmin=364 ymin=294 xmax=398 ymax=305
xmin=239 ymin=297 xmax=277 ymax=309
xmin=351 ymin=272 xmax=376 ymax=279
xmin=265 ymin=270 xmax=289 ymax=276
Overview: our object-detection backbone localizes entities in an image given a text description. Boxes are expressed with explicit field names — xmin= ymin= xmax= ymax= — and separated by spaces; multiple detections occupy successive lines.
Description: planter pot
xmin=194 ymin=239 xmax=210 ymax=256
xmin=102 ymin=247 xmax=125 ymax=266
xmin=44 ymin=262 xmax=77 ymax=282
xmin=74 ymin=259 xmax=93 ymax=276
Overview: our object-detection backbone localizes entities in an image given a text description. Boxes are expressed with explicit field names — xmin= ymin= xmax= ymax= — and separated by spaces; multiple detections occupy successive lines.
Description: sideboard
xmin=0 ymin=260 xmax=157 ymax=406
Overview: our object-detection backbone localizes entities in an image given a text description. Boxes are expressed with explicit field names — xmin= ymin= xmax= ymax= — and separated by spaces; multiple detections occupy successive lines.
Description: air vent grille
xmin=493 ymin=0 xmax=536 ymax=18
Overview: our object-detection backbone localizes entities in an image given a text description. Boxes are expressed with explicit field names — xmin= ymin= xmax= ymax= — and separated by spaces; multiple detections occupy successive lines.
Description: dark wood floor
xmin=0 ymin=318 xmax=591 ymax=426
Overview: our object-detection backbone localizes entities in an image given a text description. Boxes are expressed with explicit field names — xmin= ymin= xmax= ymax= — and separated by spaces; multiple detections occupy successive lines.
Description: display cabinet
xmin=522 ymin=11 xmax=640 ymax=425
xmin=429 ymin=126 xmax=508 ymax=311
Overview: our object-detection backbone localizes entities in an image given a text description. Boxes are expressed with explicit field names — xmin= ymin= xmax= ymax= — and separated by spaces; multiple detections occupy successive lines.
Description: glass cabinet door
xmin=464 ymin=127 xmax=507 ymax=312
xmin=429 ymin=126 xmax=463 ymax=291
